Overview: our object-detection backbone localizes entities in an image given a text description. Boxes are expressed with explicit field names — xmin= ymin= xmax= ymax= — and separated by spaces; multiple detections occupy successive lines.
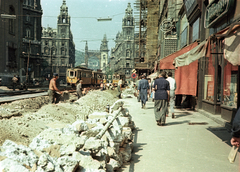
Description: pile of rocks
xmin=0 ymin=100 xmax=135 ymax=172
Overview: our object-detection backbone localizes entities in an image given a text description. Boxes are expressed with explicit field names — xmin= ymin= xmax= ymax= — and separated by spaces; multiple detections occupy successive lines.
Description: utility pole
xmin=26 ymin=40 xmax=31 ymax=83
xmin=50 ymin=47 xmax=53 ymax=78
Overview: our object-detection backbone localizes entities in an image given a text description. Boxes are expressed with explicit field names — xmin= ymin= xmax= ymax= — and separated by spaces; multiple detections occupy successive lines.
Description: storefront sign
xmin=205 ymin=0 xmax=235 ymax=28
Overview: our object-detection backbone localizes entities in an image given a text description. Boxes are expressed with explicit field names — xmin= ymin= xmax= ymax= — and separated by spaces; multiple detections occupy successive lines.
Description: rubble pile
xmin=0 ymin=100 xmax=135 ymax=172
xmin=0 ymin=90 xmax=117 ymax=146
xmin=121 ymin=86 xmax=135 ymax=99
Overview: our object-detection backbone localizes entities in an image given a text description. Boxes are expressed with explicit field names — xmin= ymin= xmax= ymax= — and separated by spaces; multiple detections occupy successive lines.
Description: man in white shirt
xmin=166 ymin=71 xmax=176 ymax=118
xmin=116 ymin=78 xmax=123 ymax=98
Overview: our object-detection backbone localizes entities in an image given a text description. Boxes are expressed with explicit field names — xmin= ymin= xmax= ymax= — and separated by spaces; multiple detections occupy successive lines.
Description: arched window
xmin=63 ymin=18 xmax=66 ymax=23
xmin=103 ymin=54 xmax=106 ymax=60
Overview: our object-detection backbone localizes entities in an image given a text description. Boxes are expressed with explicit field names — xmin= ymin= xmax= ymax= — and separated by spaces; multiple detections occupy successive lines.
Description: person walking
xmin=12 ymin=75 xmax=18 ymax=91
xmin=151 ymin=78 xmax=156 ymax=102
xmin=76 ymin=80 xmax=83 ymax=99
xmin=48 ymin=73 xmax=62 ymax=104
xmin=153 ymin=71 xmax=170 ymax=126
xmin=135 ymin=76 xmax=141 ymax=102
xmin=166 ymin=71 xmax=176 ymax=118
xmin=116 ymin=78 xmax=123 ymax=98
xmin=138 ymin=75 xmax=149 ymax=109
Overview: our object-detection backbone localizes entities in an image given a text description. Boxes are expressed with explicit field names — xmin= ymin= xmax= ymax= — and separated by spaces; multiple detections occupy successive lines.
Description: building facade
xmin=21 ymin=0 xmax=42 ymax=83
xmin=0 ymin=0 xmax=23 ymax=84
xmin=110 ymin=3 xmax=135 ymax=81
xmin=41 ymin=0 xmax=75 ymax=81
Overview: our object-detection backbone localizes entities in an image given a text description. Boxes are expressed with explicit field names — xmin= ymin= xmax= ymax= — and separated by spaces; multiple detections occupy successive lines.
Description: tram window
xmin=82 ymin=73 xmax=86 ymax=77
xmin=69 ymin=71 xmax=75 ymax=77
xmin=87 ymin=73 xmax=92 ymax=78
xmin=117 ymin=75 xmax=120 ymax=79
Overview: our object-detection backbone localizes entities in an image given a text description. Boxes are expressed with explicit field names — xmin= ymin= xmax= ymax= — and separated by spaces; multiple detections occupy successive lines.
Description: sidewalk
xmin=120 ymin=97 xmax=239 ymax=172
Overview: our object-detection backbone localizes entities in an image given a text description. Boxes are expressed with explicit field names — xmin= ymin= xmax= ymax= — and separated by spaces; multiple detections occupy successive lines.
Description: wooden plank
xmin=228 ymin=146 xmax=239 ymax=163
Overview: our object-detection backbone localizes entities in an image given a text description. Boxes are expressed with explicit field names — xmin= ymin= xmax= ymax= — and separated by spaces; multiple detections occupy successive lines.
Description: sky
xmin=41 ymin=0 xmax=136 ymax=52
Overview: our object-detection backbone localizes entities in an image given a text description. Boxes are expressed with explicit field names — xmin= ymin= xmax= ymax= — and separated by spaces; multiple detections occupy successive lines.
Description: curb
xmin=198 ymin=109 xmax=232 ymax=131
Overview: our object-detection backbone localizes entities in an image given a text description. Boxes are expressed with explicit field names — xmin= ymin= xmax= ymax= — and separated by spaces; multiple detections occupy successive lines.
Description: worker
xmin=76 ymin=80 xmax=83 ymax=99
xmin=48 ymin=73 xmax=62 ymax=104
xmin=116 ymin=78 xmax=123 ymax=98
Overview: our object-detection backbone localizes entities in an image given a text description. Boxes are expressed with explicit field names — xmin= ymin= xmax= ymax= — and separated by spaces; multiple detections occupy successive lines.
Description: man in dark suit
xmin=138 ymin=75 xmax=149 ymax=109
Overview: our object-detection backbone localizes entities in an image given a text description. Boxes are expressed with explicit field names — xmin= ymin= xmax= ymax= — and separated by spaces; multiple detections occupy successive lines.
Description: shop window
xmin=204 ymin=55 xmax=215 ymax=102
xmin=222 ymin=61 xmax=238 ymax=108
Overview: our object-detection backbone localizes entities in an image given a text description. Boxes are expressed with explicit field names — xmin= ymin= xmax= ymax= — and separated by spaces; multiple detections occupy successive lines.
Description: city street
xmin=120 ymin=97 xmax=239 ymax=172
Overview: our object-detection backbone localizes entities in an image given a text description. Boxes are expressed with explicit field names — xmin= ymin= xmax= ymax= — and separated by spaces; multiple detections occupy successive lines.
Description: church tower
xmin=84 ymin=41 xmax=89 ymax=67
xmin=100 ymin=34 xmax=109 ymax=72
xmin=122 ymin=3 xmax=134 ymax=40
xmin=57 ymin=0 xmax=71 ymax=39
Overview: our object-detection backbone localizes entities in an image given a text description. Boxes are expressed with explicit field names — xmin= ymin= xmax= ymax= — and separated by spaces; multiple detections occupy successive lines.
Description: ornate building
xmin=21 ymin=0 xmax=42 ymax=82
xmin=85 ymin=34 xmax=109 ymax=72
xmin=41 ymin=0 xmax=75 ymax=81
xmin=110 ymin=3 xmax=135 ymax=80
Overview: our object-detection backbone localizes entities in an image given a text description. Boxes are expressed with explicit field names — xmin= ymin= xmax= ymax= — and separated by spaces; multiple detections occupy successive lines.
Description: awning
xmin=173 ymin=40 xmax=208 ymax=68
xmin=147 ymin=72 xmax=158 ymax=79
xmin=223 ymin=25 xmax=240 ymax=66
xmin=159 ymin=42 xmax=198 ymax=69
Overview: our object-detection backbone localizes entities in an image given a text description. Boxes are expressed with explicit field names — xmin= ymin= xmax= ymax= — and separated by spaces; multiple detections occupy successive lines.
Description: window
xmin=34 ymin=18 xmax=37 ymax=40
xmin=61 ymin=59 xmax=65 ymax=65
xmin=180 ymin=27 xmax=188 ymax=48
xmin=26 ymin=29 xmax=31 ymax=37
xmin=103 ymin=63 xmax=106 ymax=67
xmin=63 ymin=18 xmax=66 ymax=23
xmin=192 ymin=18 xmax=200 ymax=42
xmin=222 ymin=61 xmax=238 ymax=108
xmin=61 ymin=48 xmax=65 ymax=55
xmin=126 ymin=63 xmax=129 ymax=67
xmin=69 ymin=71 xmax=75 ymax=77
xmin=125 ymin=70 xmax=130 ymax=75
xmin=9 ymin=6 xmax=15 ymax=34
xmin=45 ymin=40 xmax=48 ymax=46
xmin=103 ymin=54 xmax=106 ymax=60
xmin=26 ymin=14 xmax=30 ymax=22
xmin=204 ymin=54 xmax=215 ymax=102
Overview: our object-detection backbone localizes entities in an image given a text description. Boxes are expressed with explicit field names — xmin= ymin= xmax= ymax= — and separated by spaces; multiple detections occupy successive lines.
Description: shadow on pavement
xmin=165 ymin=120 xmax=190 ymax=126
xmin=207 ymin=126 xmax=233 ymax=147
xmin=174 ymin=112 xmax=192 ymax=119
xmin=119 ymin=128 xmax=147 ymax=172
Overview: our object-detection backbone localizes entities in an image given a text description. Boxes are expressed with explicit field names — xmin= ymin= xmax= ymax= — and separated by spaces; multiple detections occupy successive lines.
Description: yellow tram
xmin=66 ymin=67 xmax=92 ymax=87
xmin=112 ymin=73 xmax=126 ymax=86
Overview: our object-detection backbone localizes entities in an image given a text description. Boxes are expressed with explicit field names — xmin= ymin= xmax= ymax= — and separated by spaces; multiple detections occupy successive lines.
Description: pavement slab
xmin=120 ymin=97 xmax=239 ymax=172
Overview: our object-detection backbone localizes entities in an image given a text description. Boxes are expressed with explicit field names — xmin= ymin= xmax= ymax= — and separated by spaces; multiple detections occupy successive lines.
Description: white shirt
xmin=118 ymin=79 xmax=122 ymax=86
xmin=166 ymin=77 xmax=176 ymax=90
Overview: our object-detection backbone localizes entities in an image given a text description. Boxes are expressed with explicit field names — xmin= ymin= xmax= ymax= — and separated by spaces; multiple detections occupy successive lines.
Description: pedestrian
xmin=135 ymin=76 xmax=141 ymax=102
xmin=12 ymin=75 xmax=18 ymax=91
xmin=138 ymin=75 xmax=149 ymax=109
xmin=76 ymin=80 xmax=83 ymax=99
xmin=0 ymin=77 xmax=2 ymax=86
xmin=231 ymin=107 xmax=240 ymax=147
xmin=147 ymin=78 xmax=151 ymax=100
xmin=153 ymin=71 xmax=170 ymax=126
xmin=48 ymin=73 xmax=62 ymax=104
xmin=166 ymin=71 xmax=176 ymax=118
xmin=116 ymin=78 xmax=123 ymax=98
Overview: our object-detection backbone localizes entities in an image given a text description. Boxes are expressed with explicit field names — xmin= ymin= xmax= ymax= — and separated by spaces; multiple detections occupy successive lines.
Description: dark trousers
xmin=48 ymin=90 xmax=60 ymax=104
xmin=13 ymin=83 xmax=17 ymax=91
xmin=140 ymin=89 xmax=148 ymax=107
xmin=154 ymin=99 xmax=168 ymax=124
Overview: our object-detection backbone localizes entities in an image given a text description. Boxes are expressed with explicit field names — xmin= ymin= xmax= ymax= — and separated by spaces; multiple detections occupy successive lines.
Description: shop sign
xmin=205 ymin=0 xmax=235 ymax=28
xmin=183 ymin=0 xmax=198 ymax=18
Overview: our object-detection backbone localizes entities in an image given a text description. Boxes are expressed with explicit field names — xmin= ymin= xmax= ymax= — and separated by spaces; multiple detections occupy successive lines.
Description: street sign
xmin=131 ymin=73 xmax=137 ymax=79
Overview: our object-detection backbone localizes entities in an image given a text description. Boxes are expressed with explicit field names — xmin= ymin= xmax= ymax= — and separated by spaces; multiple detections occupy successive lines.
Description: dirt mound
xmin=0 ymin=90 xmax=118 ymax=146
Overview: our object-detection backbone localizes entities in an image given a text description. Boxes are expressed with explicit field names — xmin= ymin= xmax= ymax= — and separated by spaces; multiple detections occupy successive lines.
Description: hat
xmin=53 ymin=73 xmax=58 ymax=76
